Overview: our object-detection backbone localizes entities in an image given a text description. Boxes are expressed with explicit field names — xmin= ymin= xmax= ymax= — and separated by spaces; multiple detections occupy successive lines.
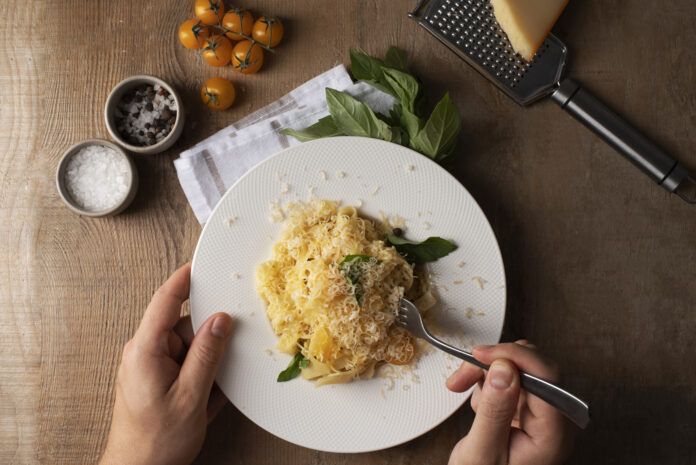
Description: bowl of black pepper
xmin=105 ymin=75 xmax=185 ymax=154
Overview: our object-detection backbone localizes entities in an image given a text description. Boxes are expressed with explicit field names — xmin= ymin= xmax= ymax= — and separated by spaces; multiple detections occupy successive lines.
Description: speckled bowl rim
xmin=56 ymin=138 xmax=139 ymax=217
xmin=104 ymin=75 xmax=185 ymax=155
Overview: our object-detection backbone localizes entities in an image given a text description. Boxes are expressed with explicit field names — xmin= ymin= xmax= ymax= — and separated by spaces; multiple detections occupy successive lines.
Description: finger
xmin=177 ymin=313 xmax=234 ymax=407
xmin=472 ymin=343 xmax=559 ymax=382
xmin=446 ymin=362 xmax=485 ymax=392
xmin=206 ymin=384 xmax=229 ymax=424
xmin=472 ymin=381 xmax=527 ymax=425
xmin=465 ymin=359 xmax=520 ymax=463
xmin=174 ymin=315 xmax=194 ymax=348
xmin=135 ymin=263 xmax=192 ymax=354
xmin=168 ymin=331 xmax=186 ymax=363
xmin=515 ymin=339 xmax=537 ymax=350
xmin=470 ymin=380 xmax=483 ymax=411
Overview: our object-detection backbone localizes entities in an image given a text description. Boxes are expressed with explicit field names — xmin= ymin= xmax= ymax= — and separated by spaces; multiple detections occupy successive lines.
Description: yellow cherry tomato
xmin=231 ymin=40 xmax=264 ymax=74
xmin=201 ymin=77 xmax=236 ymax=110
xmin=178 ymin=19 xmax=210 ymax=49
xmin=222 ymin=8 xmax=254 ymax=41
xmin=251 ymin=16 xmax=283 ymax=48
xmin=202 ymin=35 xmax=232 ymax=67
xmin=194 ymin=0 xmax=225 ymax=25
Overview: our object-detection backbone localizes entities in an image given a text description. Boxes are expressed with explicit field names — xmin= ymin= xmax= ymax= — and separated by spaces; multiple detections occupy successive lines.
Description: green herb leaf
xmin=338 ymin=255 xmax=380 ymax=304
xmin=381 ymin=67 xmax=421 ymax=113
xmin=280 ymin=116 xmax=343 ymax=142
xmin=384 ymin=46 xmax=409 ymax=72
xmin=277 ymin=352 xmax=309 ymax=382
xmin=326 ymin=88 xmax=394 ymax=142
xmin=349 ymin=49 xmax=396 ymax=98
xmin=398 ymin=105 xmax=423 ymax=143
xmin=411 ymin=92 xmax=461 ymax=160
xmin=386 ymin=235 xmax=457 ymax=264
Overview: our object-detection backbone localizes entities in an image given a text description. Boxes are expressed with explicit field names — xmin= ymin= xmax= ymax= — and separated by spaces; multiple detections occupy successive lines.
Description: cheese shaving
xmin=255 ymin=200 xmax=428 ymax=386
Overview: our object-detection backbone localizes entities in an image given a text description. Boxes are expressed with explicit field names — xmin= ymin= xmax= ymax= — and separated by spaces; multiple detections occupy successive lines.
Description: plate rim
xmin=190 ymin=136 xmax=506 ymax=452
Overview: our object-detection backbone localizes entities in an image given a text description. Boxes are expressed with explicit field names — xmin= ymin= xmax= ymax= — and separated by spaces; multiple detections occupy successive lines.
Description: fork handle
xmin=426 ymin=334 xmax=590 ymax=429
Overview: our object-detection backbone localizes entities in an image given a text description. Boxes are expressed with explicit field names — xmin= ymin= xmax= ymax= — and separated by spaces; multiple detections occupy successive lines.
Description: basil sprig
xmin=277 ymin=351 xmax=310 ymax=382
xmin=338 ymin=254 xmax=380 ymax=304
xmin=280 ymin=47 xmax=462 ymax=163
xmin=386 ymin=235 xmax=457 ymax=264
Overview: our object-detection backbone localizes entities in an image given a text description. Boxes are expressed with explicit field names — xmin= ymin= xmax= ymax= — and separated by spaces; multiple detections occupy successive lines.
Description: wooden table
xmin=2 ymin=1 xmax=695 ymax=463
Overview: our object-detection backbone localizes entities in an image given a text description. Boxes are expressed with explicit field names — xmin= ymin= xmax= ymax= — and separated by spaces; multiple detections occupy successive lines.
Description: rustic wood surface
xmin=1 ymin=0 xmax=695 ymax=463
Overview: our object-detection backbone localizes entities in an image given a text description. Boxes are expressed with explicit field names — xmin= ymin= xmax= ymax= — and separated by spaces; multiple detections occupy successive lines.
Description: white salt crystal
xmin=64 ymin=145 xmax=130 ymax=211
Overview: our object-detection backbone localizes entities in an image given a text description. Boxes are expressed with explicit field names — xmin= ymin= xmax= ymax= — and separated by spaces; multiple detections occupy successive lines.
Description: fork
xmin=395 ymin=298 xmax=591 ymax=429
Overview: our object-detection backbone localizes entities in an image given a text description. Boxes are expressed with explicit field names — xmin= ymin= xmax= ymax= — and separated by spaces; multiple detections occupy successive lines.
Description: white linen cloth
xmin=174 ymin=65 xmax=397 ymax=224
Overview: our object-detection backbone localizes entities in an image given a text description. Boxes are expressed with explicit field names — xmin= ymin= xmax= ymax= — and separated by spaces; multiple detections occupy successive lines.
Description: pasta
xmin=255 ymin=200 xmax=433 ymax=386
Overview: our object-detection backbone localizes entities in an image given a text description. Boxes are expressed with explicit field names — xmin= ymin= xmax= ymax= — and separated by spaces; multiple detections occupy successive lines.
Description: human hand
xmin=100 ymin=263 xmax=233 ymax=465
xmin=446 ymin=341 xmax=576 ymax=465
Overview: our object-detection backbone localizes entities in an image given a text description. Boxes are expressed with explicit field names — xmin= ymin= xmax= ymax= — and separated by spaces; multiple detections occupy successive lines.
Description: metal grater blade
xmin=410 ymin=0 xmax=568 ymax=105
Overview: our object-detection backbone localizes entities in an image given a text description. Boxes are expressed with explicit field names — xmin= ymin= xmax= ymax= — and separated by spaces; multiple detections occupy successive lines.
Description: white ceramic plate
xmin=190 ymin=137 xmax=506 ymax=453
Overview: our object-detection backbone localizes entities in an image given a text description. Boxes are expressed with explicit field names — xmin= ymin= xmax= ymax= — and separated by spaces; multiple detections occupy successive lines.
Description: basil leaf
xmin=387 ymin=235 xmax=457 ymax=264
xmin=326 ymin=88 xmax=394 ymax=142
xmin=389 ymin=125 xmax=407 ymax=146
xmin=381 ymin=67 xmax=420 ymax=113
xmin=338 ymin=255 xmax=380 ymax=304
xmin=384 ymin=46 xmax=409 ymax=72
xmin=277 ymin=352 xmax=309 ymax=382
xmin=398 ymin=105 xmax=423 ymax=143
xmin=280 ymin=116 xmax=343 ymax=142
xmin=349 ymin=49 xmax=397 ymax=98
xmin=411 ymin=93 xmax=461 ymax=160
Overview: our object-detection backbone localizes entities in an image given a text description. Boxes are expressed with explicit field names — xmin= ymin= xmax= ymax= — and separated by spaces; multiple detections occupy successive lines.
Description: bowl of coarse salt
xmin=105 ymin=75 xmax=185 ymax=155
xmin=56 ymin=139 xmax=138 ymax=217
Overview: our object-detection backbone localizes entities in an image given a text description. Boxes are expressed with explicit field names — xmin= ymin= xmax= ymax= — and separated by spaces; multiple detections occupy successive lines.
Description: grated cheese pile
xmin=255 ymin=200 xmax=432 ymax=386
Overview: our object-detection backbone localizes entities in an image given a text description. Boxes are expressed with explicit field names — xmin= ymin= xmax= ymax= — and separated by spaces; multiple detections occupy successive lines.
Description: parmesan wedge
xmin=491 ymin=0 xmax=569 ymax=61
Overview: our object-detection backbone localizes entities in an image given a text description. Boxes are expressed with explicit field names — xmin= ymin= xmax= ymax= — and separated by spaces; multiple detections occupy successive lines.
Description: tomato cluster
xmin=179 ymin=0 xmax=284 ymax=74
xmin=178 ymin=0 xmax=285 ymax=110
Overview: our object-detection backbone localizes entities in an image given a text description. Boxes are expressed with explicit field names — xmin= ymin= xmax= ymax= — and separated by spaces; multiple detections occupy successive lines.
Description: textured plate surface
xmin=190 ymin=137 xmax=506 ymax=453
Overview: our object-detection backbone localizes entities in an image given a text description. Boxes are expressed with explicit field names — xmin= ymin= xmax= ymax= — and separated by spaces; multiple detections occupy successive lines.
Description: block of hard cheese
xmin=491 ymin=0 xmax=569 ymax=61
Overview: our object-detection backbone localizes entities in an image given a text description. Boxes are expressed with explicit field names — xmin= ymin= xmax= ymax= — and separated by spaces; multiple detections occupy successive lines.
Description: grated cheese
xmin=472 ymin=276 xmax=487 ymax=290
xmin=255 ymin=200 xmax=427 ymax=386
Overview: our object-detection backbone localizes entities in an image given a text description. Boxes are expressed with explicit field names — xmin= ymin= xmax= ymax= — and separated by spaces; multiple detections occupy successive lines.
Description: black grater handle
xmin=552 ymin=79 xmax=696 ymax=203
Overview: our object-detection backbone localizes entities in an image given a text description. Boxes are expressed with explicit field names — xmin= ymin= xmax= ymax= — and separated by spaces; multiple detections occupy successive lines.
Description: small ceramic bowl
xmin=56 ymin=139 xmax=139 ymax=217
xmin=104 ymin=75 xmax=185 ymax=155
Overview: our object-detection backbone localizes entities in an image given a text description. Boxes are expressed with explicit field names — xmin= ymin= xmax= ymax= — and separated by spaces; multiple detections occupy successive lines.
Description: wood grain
xmin=1 ymin=0 xmax=695 ymax=464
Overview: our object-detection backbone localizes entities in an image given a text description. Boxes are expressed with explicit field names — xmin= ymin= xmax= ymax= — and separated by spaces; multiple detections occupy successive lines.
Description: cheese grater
xmin=409 ymin=0 xmax=696 ymax=204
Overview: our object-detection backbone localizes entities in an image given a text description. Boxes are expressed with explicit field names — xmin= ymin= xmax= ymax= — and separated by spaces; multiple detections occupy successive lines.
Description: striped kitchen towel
xmin=174 ymin=65 xmax=396 ymax=224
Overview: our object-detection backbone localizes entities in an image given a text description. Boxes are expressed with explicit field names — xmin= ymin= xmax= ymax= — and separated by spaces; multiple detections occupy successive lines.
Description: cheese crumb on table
xmin=231 ymin=272 xmax=240 ymax=280
xmin=370 ymin=186 xmax=381 ymax=196
xmin=336 ymin=171 xmax=345 ymax=179
xmin=422 ymin=221 xmax=431 ymax=230
xmin=457 ymin=261 xmax=465 ymax=268
xmin=224 ymin=216 xmax=238 ymax=226
xmin=405 ymin=164 xmax=414 ymax=172
xmin=491 ymin=0 xmax=569 ymax=61
xmin=318 ymin=170 xmax=328 ymax=181
xmin=280 ymin=183 xmax=290 ymax=194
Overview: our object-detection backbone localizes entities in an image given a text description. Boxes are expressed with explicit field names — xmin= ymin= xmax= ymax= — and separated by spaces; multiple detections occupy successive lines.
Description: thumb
xmin=466 ymin=359 xmax=520 ymax=462
xmin=178 ymin=313 xmax=233 ymax=405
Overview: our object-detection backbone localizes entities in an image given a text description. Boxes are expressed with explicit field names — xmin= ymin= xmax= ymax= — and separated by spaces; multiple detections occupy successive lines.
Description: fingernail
xmin=488 ymin=361 xmax=513 ymax=390
xmin=211 ymin=315 xmax=232 ymax=338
